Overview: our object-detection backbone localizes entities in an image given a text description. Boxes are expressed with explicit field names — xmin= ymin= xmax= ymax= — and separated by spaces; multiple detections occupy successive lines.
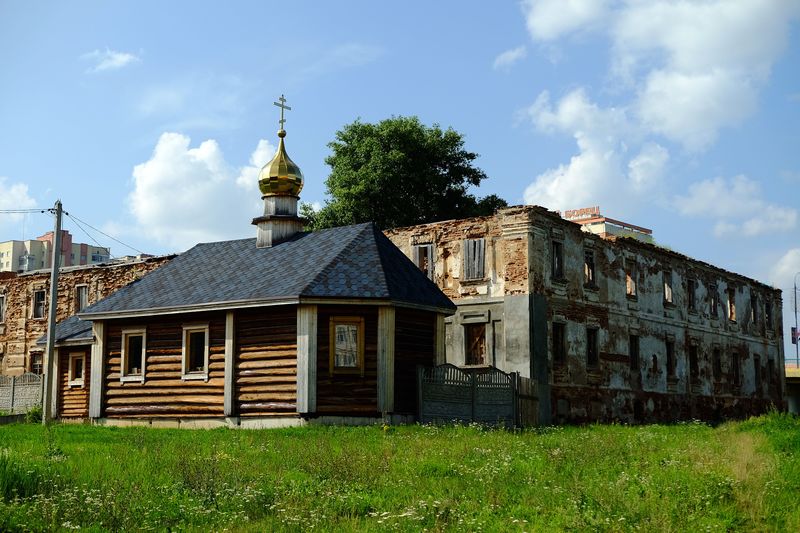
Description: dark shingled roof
xmin=81 ymin=223 xmax=454 ymax=317
xmin=36 ymin=315 xmax=93 ymax=346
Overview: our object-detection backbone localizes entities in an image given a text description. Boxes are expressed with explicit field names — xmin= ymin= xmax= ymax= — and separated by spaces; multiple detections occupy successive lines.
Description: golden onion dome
xmin=258 ymin=129 xmax=304 ymax=196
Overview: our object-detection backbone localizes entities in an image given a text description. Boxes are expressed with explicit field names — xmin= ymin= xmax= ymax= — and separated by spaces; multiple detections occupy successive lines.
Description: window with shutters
xmin=465 ymin=323 xmax=486 ymax=365
xmin=463 ymin=238 xmax=485 ymax=280
xmin=412 ymin=243 xmax=434 ymax=280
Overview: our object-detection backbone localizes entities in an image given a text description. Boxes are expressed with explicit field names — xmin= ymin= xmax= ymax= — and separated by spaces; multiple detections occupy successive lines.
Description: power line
xmin=64 ymin=211 xmax=146 ymax=256
xmin=0 ymin=208 xmax=47 ymax=214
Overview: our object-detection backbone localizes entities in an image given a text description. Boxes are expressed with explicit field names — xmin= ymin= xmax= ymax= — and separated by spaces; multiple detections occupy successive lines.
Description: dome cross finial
xmin=273 ymin=94 xmax=291 ymax=131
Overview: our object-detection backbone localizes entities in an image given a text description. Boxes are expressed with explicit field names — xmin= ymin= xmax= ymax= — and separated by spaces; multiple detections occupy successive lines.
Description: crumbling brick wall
xmin=0 ymin=256 xmax=174 ymax=376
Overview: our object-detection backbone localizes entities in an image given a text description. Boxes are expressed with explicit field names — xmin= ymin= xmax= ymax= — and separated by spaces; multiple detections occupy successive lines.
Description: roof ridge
xmin=298 ymin=223 xmax=375 ymax=296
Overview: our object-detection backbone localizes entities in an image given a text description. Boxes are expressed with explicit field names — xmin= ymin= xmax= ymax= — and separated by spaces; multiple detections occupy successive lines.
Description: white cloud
xmin=523 ymin=89 xmax=666 ymax=214
xmin=521 ymin=0 xmax=609 ymax=41
xmin=0 ymin=177 xmax=37 ymax=231
xmin=493 ymin=46 xmax=527 ymax=70
xmin=82 ymin=48 xmax=140 ymax=73
xmin=522 ymin=1 xmax=800 ymax=151
xmin=771 ymin=249 xmax=800 ymax=289
xmin=675 ymin=175 xmax=798 ymax=238
xmin=126 ymin=133 xmax=275 ymax=251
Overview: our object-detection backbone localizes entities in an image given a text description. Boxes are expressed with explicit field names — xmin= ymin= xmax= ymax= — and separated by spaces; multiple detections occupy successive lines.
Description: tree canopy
xmin=303 ymin=116 xmax=507 ymax=230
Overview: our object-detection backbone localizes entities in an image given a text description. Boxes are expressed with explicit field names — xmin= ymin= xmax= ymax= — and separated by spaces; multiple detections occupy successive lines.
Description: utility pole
xmin=795 ymin=272 xmax=800 ymax=369
xmin=42 ymin=200 xmax=63 ymax=425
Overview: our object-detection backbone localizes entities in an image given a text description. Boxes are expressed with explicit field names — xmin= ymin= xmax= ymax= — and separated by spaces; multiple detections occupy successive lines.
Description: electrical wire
xmin=64 ymin=212 xmax=146 ymax=256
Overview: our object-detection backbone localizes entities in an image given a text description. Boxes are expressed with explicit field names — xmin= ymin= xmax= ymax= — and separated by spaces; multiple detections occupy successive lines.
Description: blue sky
xmin=1 ymin=1 xmax=799 ymax=355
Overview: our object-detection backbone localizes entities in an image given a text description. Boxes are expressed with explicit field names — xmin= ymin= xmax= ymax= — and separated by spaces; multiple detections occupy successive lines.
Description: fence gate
xmin=0 ymin=372 xmax=43 ymax=413
xmin=418 ymin=364 xmax=537 ymax=428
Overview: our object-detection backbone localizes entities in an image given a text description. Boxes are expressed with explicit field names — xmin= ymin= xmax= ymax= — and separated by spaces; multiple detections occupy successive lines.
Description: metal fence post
xmin=10 ymin=376 xmax=15 ymax=413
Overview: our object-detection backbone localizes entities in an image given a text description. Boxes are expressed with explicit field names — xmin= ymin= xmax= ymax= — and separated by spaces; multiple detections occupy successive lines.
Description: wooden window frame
xmin=181 ymin=323 xmax=210 ymax=381
xmin=463 ymin=238 xmax=485 ymax=280
xmin=412 ymin=243 xmax=434 ymax=280
xmin=68 ymin=352 xmax=86 ymax=387
xmin=120 ymin=328 xmax=146 ymax=383
xmin=32 ymin=289 xmax=46 ymax=319
xmin=464 ymin=322 xmax=488 ymax=366
xmin=329 ymin=316 xmax=365 ymax=376
xmin=75 ymin=284 xmax=89 ymax=313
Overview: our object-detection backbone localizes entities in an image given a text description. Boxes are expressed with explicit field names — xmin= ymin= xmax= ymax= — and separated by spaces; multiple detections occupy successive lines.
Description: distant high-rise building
xmin=0 ymin=230 xmax=110 ymax=273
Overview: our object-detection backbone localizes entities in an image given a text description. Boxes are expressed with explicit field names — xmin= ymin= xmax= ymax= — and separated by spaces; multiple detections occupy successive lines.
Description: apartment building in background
xmin=0 ymin=230 xmax=110 ymax=273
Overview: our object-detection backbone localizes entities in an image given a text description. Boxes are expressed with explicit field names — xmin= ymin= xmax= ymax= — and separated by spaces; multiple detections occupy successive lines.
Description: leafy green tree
xmin=303 ymin=116 xmax=507 ymax=230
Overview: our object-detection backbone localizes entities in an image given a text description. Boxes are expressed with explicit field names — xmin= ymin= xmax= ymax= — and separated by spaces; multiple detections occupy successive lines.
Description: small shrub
xmin=24 ymin=405 xmax=42 ymax=424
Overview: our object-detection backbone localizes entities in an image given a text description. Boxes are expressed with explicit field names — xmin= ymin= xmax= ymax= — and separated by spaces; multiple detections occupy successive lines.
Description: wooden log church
xmin=51 ymin=99 xmax=455 ymax=427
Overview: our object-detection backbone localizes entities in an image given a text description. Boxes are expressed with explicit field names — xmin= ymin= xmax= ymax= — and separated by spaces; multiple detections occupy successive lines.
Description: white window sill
xmin=68 ymin=380 xmax=85 ymax=387
xmin=182 ymin=373 xmax=208 ymax=381
xmin=120 ymin=375 xmax=144 ymax=383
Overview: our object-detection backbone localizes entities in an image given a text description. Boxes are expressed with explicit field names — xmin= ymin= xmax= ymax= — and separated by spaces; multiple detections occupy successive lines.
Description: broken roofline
xmin=78 ymin=296 xmax=456 ymax=321
xmin=386 ymin=204 xmax=781 ymax=295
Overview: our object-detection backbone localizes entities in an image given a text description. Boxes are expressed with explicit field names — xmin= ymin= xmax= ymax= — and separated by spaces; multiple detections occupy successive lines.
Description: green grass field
xmin=1 ymin=413 xmax=798 ymax=532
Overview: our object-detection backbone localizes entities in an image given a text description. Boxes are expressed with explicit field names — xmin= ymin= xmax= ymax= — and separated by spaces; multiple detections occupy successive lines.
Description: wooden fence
xmin=0 ymin=372 xmax=43 ymax=413
xmin=417 ymin=364 xmax=538 ymax=428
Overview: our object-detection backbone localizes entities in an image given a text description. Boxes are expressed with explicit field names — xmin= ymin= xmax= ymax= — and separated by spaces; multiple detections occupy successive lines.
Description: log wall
xmin=394 ymin=308 xmax=436 ymax=414
xmin=235 ymin=307 xmax=297 ymax=416
xmin=102 ymin=313 xmax=226 ymax=418
xmin=316 ymin=305 xmax=378 ymax=415
xmin=58 ymin=346 xmax=91 ymax=418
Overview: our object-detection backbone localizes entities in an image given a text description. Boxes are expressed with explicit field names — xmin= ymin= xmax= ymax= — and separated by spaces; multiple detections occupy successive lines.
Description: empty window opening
xmin=465 ymin=323 xmax=487 ymax=365
xmin=727 ymin=287 xmax=736 ymax=322
xmin=666 ymin=339 xmax=675 ymax=378
xmin=731 ymin=349 xmax=741 ymax=386
xmin=0 ymin=294 xmax=5 ymax=323
xmin=625 ymin=260 xmax=638 ymax=298
xmin=552 ymin=241 xmax=564 ymax=280
xmin=765 ymin=300 xmax=773 ymax=330
xmin=586 ymin=328 xmax=599 ymax=367
xmin=710 ymin=284 xmax=719 ymax=317
xmin=464 ymin=238 xmax=485 ymax=280
xmin=663 ymin=270 xmax=673 ymax=304
xmin=687 ymin=279 xmax=696 ymax=311
xmin=712 ymin=347 xmax=722 ymax=381
xmin=753 ymin=355 xmax=761 ymax=394
xmin=629 ymin=334 xmax=640 ymax=371
xmin=552 ymin=322 xmax=566 ymax=365
xmin=584 ymin=249 xmax=596 ymax=287
xmin=412 ymin=243 xmax=434 ymax=280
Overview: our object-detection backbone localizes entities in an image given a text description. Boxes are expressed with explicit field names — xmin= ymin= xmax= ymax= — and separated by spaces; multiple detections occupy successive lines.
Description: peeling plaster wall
xmin=387 ymin=205 xmax=785 ymax=424
xmin=0 ymin=257 xmax=174 ymax=376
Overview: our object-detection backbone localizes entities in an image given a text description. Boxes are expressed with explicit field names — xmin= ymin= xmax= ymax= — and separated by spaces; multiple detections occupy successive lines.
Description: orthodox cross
xmin=273 ymin=94 xmax=291 ymax=129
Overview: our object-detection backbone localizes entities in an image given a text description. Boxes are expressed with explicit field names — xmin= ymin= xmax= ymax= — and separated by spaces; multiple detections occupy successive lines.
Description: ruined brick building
xmin=386 ymin=205 xmax=786 ymax=424
xmin=0 ymin=256 xmax=174 ymax=376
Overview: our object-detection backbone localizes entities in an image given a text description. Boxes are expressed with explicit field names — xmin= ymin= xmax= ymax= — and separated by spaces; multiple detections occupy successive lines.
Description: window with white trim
xmin=75 ymin=285 xmax=89 ymax=312
xmin=68 ymin=352 xmax=86 ymax=387
xmin=121 ymin=329 xmax=146 ymax=382
xmin=182 ymin=324 xmax=209 ymax=380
